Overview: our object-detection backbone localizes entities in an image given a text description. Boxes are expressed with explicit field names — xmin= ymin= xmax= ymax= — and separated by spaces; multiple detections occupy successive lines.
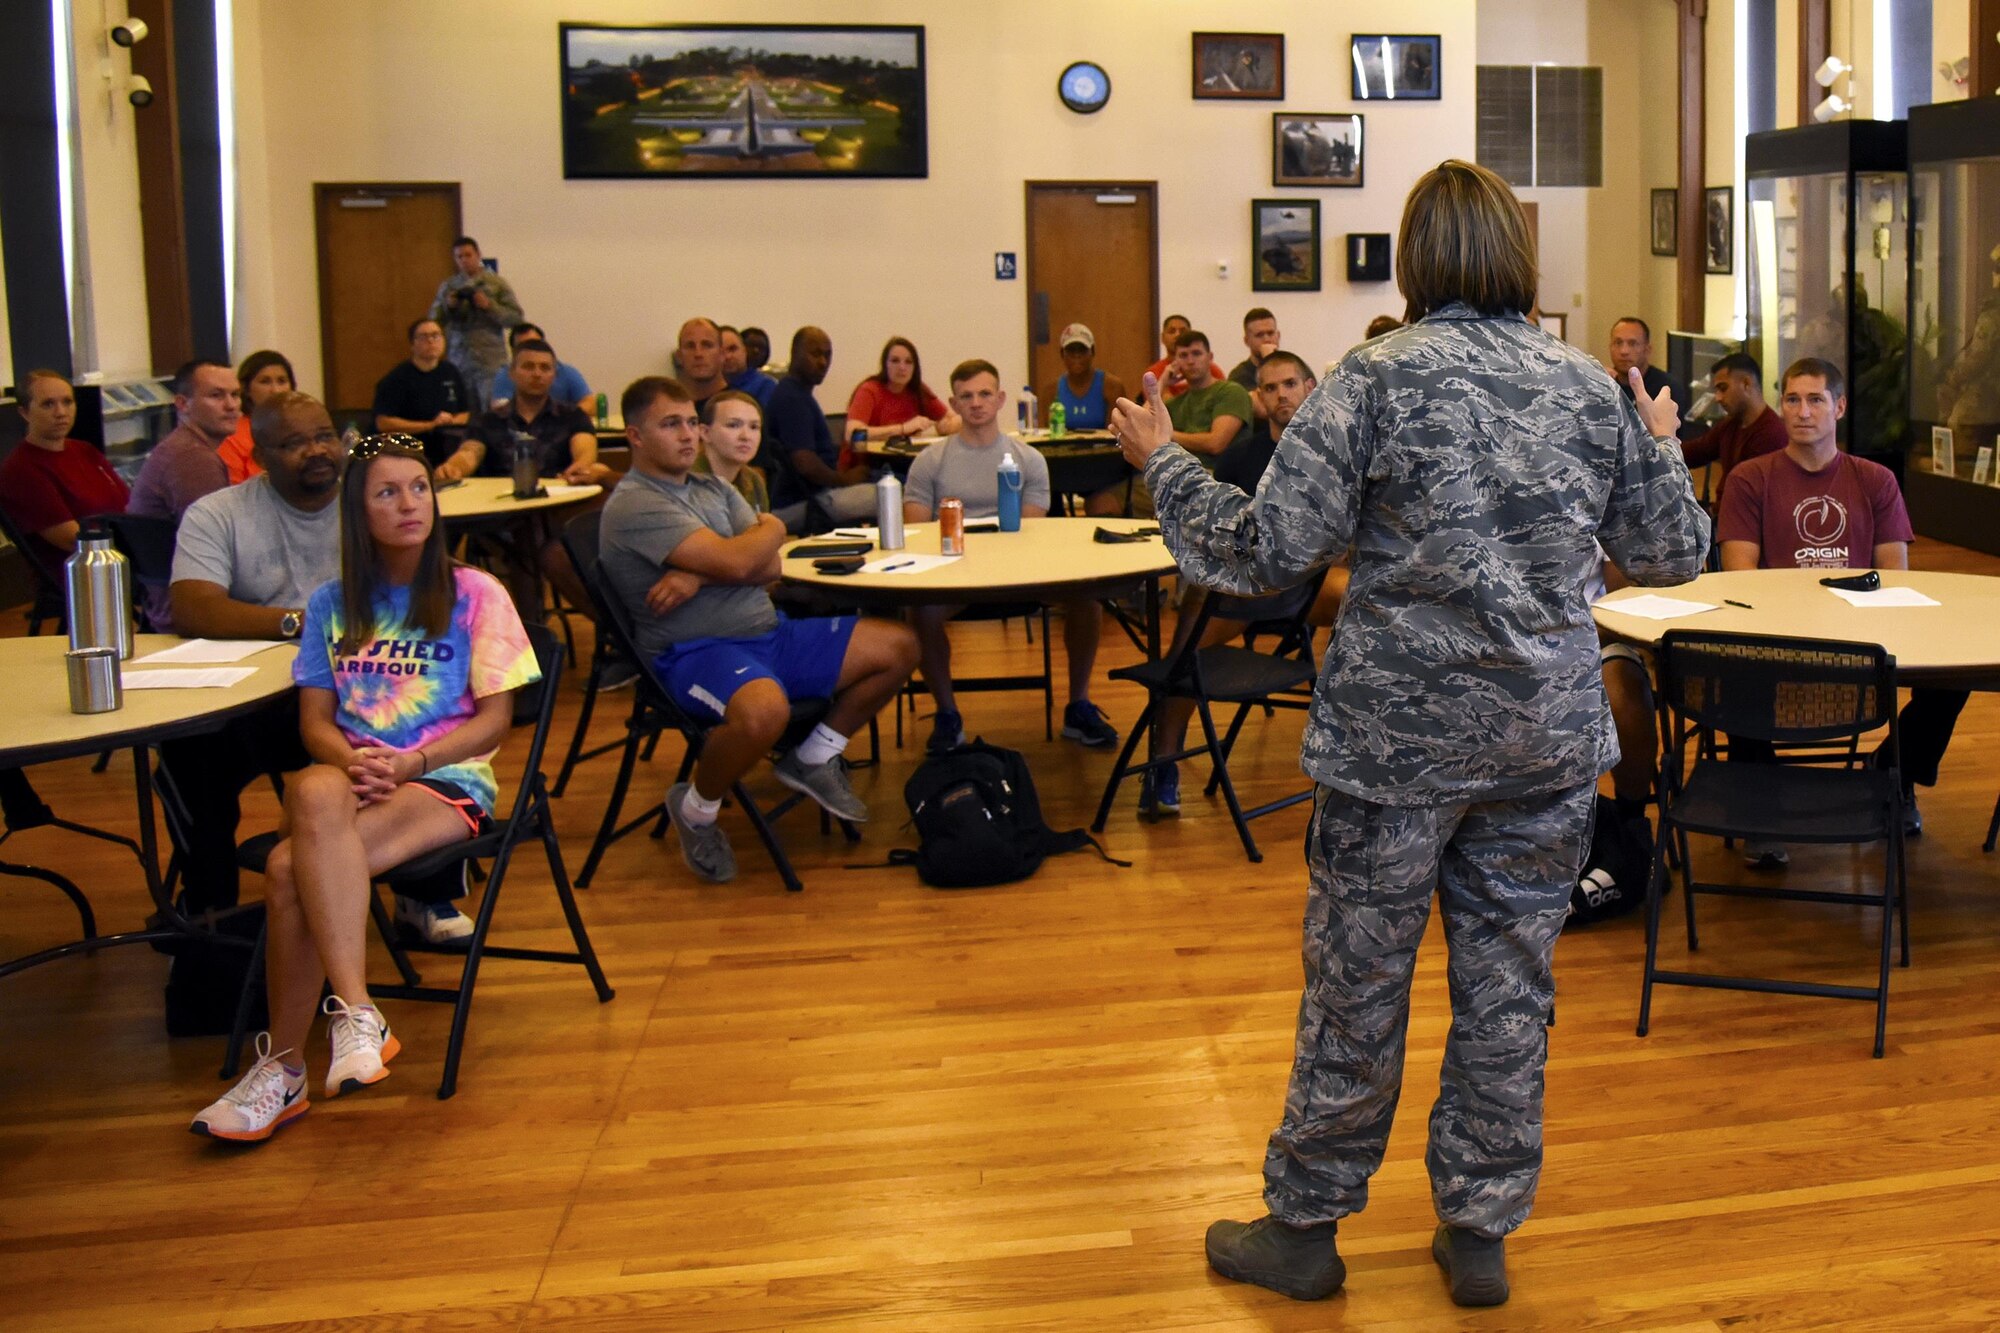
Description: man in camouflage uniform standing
xmin=429 ymin=235 xmax=523 ymax=411
xmin=1111 ymin=160 xmax=1708 ymax=1308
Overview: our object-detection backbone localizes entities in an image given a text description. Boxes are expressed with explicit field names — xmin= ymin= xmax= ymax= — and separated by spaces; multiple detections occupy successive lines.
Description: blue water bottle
xmin=996 ymin=451 xmax=1023 ymax=532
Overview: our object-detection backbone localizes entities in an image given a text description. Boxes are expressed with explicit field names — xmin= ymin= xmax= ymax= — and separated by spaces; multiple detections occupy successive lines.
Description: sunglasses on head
xmin=346 ymin=433 xmax=429 ymax=462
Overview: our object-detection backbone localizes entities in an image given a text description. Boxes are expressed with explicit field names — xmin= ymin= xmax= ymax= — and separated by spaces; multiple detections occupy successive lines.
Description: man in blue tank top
xmin=1042 ymin=324 xmax=1128 ymax=432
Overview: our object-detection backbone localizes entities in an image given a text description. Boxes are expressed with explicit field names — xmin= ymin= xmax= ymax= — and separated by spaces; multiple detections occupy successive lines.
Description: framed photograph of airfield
xmin=1252 ymin=200 xmax=1321 ymax=292
xmin=559 ymin=23 xmax=929 ymax=180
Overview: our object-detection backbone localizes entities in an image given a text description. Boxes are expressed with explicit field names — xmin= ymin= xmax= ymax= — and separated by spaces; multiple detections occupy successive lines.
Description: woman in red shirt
xmin=217 ymin=350 xmax=297 ymax=484
xmin=841 ymin=337 xmax=961 ymax=467
xmin=0 ymin=369 xmax=130 ymax=573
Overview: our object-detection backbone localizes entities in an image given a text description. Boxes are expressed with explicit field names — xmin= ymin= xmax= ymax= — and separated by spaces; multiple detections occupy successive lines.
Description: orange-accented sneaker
xmin=322 ymin=995 xmax=400 ymax=1097
xmin=190 ymin=1034 xmax=309 ymax=1143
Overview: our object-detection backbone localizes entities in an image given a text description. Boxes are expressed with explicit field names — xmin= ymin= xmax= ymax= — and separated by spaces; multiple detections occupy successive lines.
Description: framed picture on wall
xmin=1272 ymin=113 xmax=1364 ymax=188
xmin=1349 ymin=35 xmax=1441 ymax=100
xmin=1252 ymin=200 xmax=1321 ymax=292
xmin=558 ymin=23 xmax=929 ymax=180
xmin=1650 ymin=188 xmax=1677 ymax=256
xmin=1704 ymin=186 xmax=1733 ymax=274
xmin=1192 ymin=33 xmax=1284 ymax=100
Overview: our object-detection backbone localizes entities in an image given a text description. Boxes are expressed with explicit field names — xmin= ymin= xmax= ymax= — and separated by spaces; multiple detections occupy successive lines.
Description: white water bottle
xmin=1017 ymin=386 xmax=1038 ymax=434
xmin=876 ymin=472 xmax=905 ymax=550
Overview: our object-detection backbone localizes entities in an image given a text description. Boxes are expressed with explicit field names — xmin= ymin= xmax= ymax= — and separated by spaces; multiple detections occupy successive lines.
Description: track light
xmin=1811 ymin=93 xmax=1850 ymax=123
xmin=109 ymin=18 xmax=148 ymax=47
xmin=1813 ymin=56 xmax=1851 ymax=88
xmin=127 ymin=74 xmax=153 ymax=108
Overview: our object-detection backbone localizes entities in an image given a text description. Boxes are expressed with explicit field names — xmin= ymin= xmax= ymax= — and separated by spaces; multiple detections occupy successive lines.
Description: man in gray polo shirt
xmin=902 ymin=358 xmax=1118 ymax=754
xmin=599 ymin=376 xmax=917 ymax=883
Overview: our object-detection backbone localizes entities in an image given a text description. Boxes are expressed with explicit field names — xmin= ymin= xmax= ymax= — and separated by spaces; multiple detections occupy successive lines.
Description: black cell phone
xmin=1819 ymin=570 xmax=1881 ymax=592
xmin=790 ymin=541 xmax=874 ymax=558
xmin=964 ymin=519 xmax=1001 ymax=533
xmin=813 ymin=555 xmax=866 ymax=575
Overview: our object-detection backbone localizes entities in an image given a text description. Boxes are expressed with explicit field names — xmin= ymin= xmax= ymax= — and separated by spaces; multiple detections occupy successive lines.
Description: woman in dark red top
xmin=0 ymin=369 xmax=131 ymax=573
xmin=841 ymin=336 xmax=961 ymax=467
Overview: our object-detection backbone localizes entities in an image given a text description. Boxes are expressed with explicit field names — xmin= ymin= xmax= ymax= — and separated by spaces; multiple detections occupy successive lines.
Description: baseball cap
xmin=1057 ymin=323 xmax=1094 ymax=351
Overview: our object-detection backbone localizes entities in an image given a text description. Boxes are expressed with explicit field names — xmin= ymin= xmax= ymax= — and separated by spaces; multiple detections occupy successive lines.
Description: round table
xmin=0 ymin=635 xmax=299 ymax=980
xmin=1592 ymin=569 xmax=2000 ymax=687
xmin=780 ymin=516 xmax=1176 ymax=610
xmin=437 ymin=475 xmax=602 ymax=521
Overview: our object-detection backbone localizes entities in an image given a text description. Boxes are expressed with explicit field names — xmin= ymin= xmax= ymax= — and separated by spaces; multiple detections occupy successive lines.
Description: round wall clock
xmin=1059 ymin=61 xmax=1111 ymax=114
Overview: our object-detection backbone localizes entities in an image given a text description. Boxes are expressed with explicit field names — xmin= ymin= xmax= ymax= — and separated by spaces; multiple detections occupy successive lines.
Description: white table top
xmin=0 ymin=635 xmax=299 ymax=765
xmin=1592 ymin=569 xmax=2000 ymax=682
xmin=779 ymin=516 xmax=1175 ymax=606
xmin=437 ymin=475 xmax=602 ymax=521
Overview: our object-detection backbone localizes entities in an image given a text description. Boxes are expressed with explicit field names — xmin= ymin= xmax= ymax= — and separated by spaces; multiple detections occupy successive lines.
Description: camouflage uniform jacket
xmin=429 ymin=269 xmax=524 ymax=378
xmin=1144 ymin=303 xmax=1710 ymax=806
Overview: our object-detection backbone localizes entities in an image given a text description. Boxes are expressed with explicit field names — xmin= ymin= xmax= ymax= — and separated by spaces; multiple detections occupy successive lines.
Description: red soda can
xmin=939 ymin=498 xmax=965 ymax=555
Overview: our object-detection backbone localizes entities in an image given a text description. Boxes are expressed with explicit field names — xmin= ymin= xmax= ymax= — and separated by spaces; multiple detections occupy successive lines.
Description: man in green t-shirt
xmin=1094 ymin=328 xmax=1254 ymax=516
xmin=1165 ymin=329 xmax=1254 ymax=461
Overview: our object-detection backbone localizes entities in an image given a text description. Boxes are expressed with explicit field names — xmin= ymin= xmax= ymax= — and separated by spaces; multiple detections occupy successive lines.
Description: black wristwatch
xmin=279 ymin=610 xmax=303 ymax=639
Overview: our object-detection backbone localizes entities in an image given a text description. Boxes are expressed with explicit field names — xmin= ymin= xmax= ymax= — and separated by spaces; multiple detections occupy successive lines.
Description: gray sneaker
xmin=773 ymin=752 xmax=868 ymax=823
xmin=1204 ymin=1216 xmax=1345 ymax=1301
xmin=664 ymin=782 xmax=736 ymax=882
xmin=1742 ymin=839 xmax=1789 ymax=870
xmin=1432 ymin=1223 xmax=1509 ymax=1307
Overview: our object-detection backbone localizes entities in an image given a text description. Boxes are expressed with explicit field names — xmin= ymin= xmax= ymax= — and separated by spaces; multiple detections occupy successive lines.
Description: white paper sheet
xmin=121 ymin=667 xmax=260 ymax=690
xmin=1825 ymin=586 xmax=1941 ymax=608
xmin=862 ymin=553 xmax=961 ymax=575
xmin=1594 ymin=593 xmax=1720 ymax=621
xmin=131 ymin=639 xmax=287 ymax=665
xmin=538 ymin=483 xmax=600 ymax=501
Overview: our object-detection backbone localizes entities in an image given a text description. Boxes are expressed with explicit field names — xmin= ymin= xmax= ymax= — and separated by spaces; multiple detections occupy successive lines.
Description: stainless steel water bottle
xmin=876 ymin=472 xmax=906 ymax=551
xmin=65 ymin=526 xmax=133 ymax=660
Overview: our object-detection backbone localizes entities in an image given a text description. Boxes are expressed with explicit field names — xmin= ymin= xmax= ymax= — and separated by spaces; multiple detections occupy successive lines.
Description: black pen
xmin=1724 ymin=598 xmax=1754 ymax=609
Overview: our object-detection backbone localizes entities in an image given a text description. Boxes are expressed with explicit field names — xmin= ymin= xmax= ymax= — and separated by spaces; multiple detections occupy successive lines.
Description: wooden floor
xmin=4 ymin=541 xmax=2000 ymax=1331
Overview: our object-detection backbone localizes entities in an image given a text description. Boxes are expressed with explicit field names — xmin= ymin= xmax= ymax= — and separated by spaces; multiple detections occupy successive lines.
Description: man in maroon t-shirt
xmin=1683 ymin=350 xmax=1786 ymax=503
xmin=1718 ymin=357 xmax=1962 ymax=851
xmin=126 ymin=359 xmax=239 ymax=523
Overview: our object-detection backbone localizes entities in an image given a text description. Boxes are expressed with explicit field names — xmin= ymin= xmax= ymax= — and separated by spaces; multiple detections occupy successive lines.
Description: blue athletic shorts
xmin=654 ymin=615 xmax=858 ymax=724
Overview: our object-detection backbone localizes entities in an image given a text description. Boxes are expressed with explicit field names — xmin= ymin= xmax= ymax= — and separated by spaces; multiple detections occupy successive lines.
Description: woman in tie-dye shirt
xmin=193 ymin=434 xmax=539 ymax=1144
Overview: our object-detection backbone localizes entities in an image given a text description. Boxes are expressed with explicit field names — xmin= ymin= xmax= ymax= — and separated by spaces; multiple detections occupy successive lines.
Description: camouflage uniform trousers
xmin=1263 ymin=777 xmax=1595 ymax=1238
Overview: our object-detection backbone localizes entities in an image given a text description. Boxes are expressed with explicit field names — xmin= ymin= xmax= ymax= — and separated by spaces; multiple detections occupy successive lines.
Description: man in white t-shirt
xmin=902 ymin=359 xmax=1118 ymax=753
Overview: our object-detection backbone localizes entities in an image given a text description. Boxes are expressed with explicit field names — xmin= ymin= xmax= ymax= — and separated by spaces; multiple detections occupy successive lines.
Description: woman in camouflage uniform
xmin=1112 ymin=160 xmax=1709 ymax=1308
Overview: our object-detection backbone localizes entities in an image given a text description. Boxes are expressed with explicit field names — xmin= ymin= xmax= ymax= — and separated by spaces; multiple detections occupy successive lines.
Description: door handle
xmin=1031 ymin=292 xmax=1051 ymax=345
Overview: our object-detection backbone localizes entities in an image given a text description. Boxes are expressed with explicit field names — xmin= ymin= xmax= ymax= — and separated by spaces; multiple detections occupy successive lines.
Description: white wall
xmin=229 ymin=0 xmax=1477 ymax=409
xmin=1936 ymin=0 xmax=1970 ymax=101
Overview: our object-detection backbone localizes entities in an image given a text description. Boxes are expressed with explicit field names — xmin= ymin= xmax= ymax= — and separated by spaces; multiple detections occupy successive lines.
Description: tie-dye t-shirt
xmin=293 ymin=565 xmax=540 ymax=814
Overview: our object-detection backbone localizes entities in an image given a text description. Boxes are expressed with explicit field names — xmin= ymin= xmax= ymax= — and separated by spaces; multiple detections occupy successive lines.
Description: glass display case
xmin=1907 ymin=97 xmax=2000 ymax=554
xmin=1744 ymin=120 xmax=1909 ymax=481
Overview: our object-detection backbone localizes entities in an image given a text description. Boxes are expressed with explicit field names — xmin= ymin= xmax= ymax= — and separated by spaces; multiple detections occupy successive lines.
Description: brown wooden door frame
xmin=128 ymin=0 xmax=190 ymax=375
xmin=313 ymin=182 xmax=461 ymax=410
xmin=1023 ymin=181 xmax=1160 ymax=389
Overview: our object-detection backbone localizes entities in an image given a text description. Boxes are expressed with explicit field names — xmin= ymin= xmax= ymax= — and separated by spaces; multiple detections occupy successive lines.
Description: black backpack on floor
xmin=1564 ymin=795 xmax=1655 ymax=929
xmin=889 ymin=739 xmax=1125 ymax=888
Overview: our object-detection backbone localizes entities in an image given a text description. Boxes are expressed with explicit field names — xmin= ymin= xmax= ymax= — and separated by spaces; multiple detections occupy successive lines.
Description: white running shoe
xmin=395 ymin=891 xmax=474 ymax=945
xmin=323 ymin=995 xmax=401 ymax=1098
xmin=189 ymin=1033 xmax=309 ymax=1143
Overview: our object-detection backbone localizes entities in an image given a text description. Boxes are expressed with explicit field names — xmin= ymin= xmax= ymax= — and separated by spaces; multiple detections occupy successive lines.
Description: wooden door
xmin=1024 ymin=183 xmax=1159 ymax=404
xmin=314 ymin=183 xmax=462 ymax=413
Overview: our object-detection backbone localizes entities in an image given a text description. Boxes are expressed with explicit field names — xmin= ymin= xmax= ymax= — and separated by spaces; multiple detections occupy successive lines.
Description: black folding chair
xmin=225 ymin=622 xmax=614 ymax=1098
xmin=1090 ymin=584 xmax=1319 ymax=862
xmin=1638 ymin=630 xmax=1908 ymax=1058
xmin=100 ymin=511 xmax=179 ymax=633
xmin=0 ymin=505 xmax=66 ymax=636
xmin=894 ymin=602 xmax=1055 ymax=746
xmin=559 ymin=511 xmax=856 ymax=893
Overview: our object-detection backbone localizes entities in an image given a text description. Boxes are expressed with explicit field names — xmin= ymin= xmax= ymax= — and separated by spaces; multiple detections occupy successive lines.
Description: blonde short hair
xmin=1395 ymin=160 xmax=1539 ymax=323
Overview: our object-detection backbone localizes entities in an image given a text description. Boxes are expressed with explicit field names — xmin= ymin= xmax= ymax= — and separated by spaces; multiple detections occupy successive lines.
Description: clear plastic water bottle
xmin=1017 ymin=386 xmax=1038 ymax=434
xmin=876 ymin=472 xmax=905 ymax=550
xmin=996 ymin=451 xmax=1023 ymax=532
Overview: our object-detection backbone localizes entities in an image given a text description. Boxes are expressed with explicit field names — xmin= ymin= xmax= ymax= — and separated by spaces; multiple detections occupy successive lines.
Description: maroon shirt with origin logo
xmin=1717 ymin=449 xmax=1912 ymax=570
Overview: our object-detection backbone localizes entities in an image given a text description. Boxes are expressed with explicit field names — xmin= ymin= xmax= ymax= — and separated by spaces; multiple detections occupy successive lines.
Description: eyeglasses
xmin=347 ymin=433 xmax=429 ymax=461
xmin=271 ymin=428 xmax=342 ymax=454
